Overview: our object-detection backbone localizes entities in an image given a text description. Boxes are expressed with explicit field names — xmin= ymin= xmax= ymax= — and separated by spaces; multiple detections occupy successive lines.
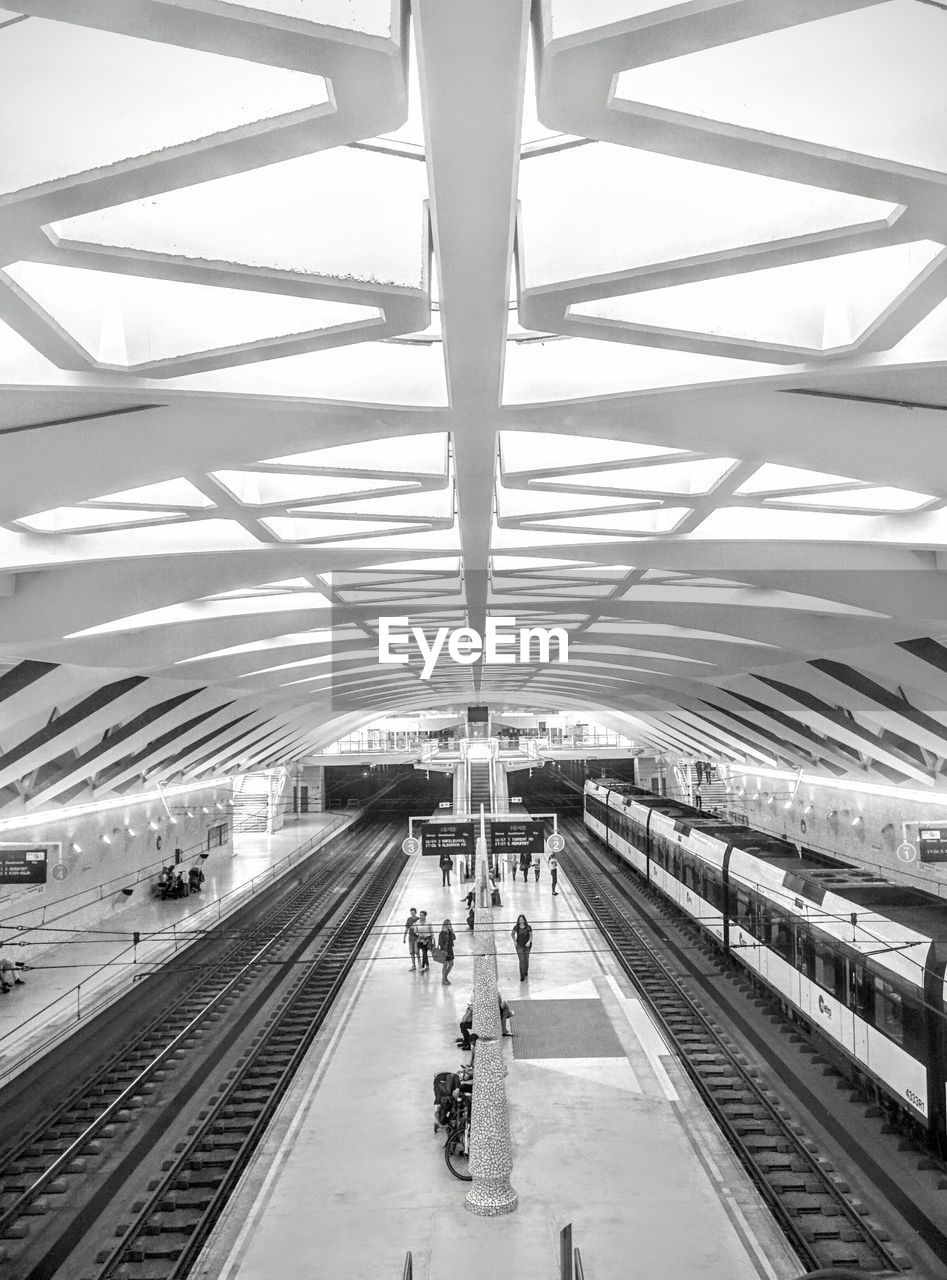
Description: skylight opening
xmin=568 ymin=242 xmax=945 ymax=352
xmin=264 ymin=433 xmax=449 ymax=477
xmin=517 ymin=142 xmax=898 ymax=291
xmin=17 ymin=507 xmax=181 ymax=534
xmin=4 ymin=263 xmax=382 ymax=367
xmin=500 ymin=431 xmax=683 ymax=477
xmin=0 ymin=18 xmax=330 ymax=197
xmin=93 ymin=479 xmax=215 ymax=508
xmin=51 ymin=148 xmax=429 ymax=291
xmin=764 ymin=487 xmax=936 ymax=513
xmin=735 ymin=463 xmax=861 ymax=494
xmin=530 ymin=456 xmax=738 ymax=497
xmin=210 ymin=470 xmax=411 ymax=506
xmin=614 ymin=2 xmax=947 ymax=175
xmin=67 ymin=590 xmax=333 ymax=638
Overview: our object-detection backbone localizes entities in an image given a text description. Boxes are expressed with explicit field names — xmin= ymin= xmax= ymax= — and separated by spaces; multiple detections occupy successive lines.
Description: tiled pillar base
xmin=465 ymin=1175 xmax=519 ymax=1217
xmin=466 ymin=1033 xmax=517 ymax=1215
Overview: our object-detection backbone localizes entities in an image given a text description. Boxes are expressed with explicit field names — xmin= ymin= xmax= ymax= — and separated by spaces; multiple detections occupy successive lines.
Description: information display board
xmin=919 ymin=826 xmax=947 ymax=863
xmin=420 ymin=822 xmax=475 ymax=857
xmin=0 ymin=844 xmax=49 ymax=885
xmin=490 ymin=821 xmax=545 ymax=857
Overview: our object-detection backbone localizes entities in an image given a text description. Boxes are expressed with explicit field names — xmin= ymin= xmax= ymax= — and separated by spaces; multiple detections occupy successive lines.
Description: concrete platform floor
xmin=194 ymin=855 xmax=803 ymax=1280
xmin=0 ymin=811 xmax=354 ymax=1087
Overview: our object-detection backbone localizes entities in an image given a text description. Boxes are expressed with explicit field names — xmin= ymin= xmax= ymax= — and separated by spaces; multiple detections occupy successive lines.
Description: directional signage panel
xmin=490 ymin=821 xmax=545 ymax=856
xmin=918 ymin=826 xmax=947 ymax=863
xmin=0 ymin=845 xmax=49 ymax=885
xmin=420 ymin=822 xmax=475 ymax=857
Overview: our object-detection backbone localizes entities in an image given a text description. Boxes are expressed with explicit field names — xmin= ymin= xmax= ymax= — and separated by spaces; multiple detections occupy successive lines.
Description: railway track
xmin=0 ymin=817 xmax=406 ymax=1280
xmin=556 ymin=825 xmax=907 ymax=1276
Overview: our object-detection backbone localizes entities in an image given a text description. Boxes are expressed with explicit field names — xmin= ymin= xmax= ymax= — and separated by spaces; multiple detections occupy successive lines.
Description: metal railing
xmin=560 ymin=1223 xmax=587 ymax=1280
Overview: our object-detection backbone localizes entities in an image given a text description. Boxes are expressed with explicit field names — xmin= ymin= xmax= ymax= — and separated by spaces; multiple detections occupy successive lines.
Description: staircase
xmin=468 ymin=761 xmax=492 ymax=815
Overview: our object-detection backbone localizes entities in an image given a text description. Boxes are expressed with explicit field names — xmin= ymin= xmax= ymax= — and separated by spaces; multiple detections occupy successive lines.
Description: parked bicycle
xmin=432 ymin=1063 xmax=473 ymax=1181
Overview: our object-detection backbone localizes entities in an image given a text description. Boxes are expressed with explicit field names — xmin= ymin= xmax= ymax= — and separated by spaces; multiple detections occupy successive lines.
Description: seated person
xmin=457 ymin=1002 xmax=474 ymax=1050
xmin=455 ymin=996 xmax=515 ymax=1046
xmin=498 ymin=993 xmax=515 ymax=1037
xmin=0 ymin=949 xmax=25 ymax=993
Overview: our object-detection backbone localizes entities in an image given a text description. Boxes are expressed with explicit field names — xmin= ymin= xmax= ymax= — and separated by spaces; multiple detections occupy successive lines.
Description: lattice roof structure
xmin=3 ymin=0 xmax=947 ymax=812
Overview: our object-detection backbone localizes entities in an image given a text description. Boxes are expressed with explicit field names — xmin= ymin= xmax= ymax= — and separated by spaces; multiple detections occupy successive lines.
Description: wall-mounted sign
xmin=0 ymin=844 xmax=52 ymax=885
xmin=420 ymin=822 xmax=475 ymax=857
xmin=490 ymin=822 xmax=544 ymax=856
xmin=918 ymin=827 xmax=947 ymax=862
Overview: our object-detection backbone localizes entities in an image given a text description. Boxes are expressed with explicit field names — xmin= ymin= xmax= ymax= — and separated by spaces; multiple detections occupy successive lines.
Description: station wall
xmin=0 ymin=783 xmax=233 ymax=963
xmin=724 ymin=777 xmax=947 ymax=901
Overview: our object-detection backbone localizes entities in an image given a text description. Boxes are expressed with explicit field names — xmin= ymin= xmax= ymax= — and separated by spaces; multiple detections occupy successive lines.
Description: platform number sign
xmin=402 ymin=836 xmax=421 ymax=856
xmin=545 ymin=832 xmax=565 ymax=854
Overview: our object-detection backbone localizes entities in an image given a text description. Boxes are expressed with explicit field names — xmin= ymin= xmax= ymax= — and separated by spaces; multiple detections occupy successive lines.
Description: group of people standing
xmin=157 ymin=864 xmax=205 ymax=900
xmin=403 ymin=906 xmax=536 ymax=984
xmin=511 ymin=851 xmax=558 ymax=894
xmin=403 ymin=908 xmax=456 ymax=984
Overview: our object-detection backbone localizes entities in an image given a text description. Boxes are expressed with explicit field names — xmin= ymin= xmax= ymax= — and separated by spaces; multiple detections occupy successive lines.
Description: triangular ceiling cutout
xmin=4 ymin=262 xmax=380 ymax=367
xmin=614 ymin=2 xmax=947 ymax=173
xmin=265 ymin=433 xmax=449 ymax=476
xmin=571 ymin=242 xmax=943 ymax=352
xmin=500 ymin=432 xmax=683 ymax=476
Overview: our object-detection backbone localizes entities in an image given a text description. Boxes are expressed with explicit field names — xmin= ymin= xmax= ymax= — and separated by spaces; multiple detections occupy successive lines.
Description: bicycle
xmin=444 ymin=1091 xmax=472 ymax=1181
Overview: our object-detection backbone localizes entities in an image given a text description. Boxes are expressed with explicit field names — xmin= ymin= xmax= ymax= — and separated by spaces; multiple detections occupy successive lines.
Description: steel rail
xmin=557 ymin=832 xmax=905 ymax=1275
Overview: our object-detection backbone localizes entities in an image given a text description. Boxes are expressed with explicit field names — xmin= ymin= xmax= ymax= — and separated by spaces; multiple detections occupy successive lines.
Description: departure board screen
xmin=0 ymin=846 xmax=49 ymax=885
xmin=420 ymin=822 xmax=475 ymax=857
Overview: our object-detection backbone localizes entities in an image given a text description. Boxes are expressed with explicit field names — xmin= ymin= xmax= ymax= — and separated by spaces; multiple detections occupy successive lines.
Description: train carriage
xmin=584 ymin=779 xmax=947 ymax=1141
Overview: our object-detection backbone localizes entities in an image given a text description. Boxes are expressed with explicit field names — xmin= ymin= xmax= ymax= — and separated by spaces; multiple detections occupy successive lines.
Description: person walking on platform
xmin=438 ymin=918 xmax=456 ymax=984
xmin=416 ymin=911 xmax=434 ymax=971
xmin=439 ymin=850 xmax=453 ymax=887
xmin=518 ymin=850 xmax=531 ymax=882
xmin=512 ymin=914 xmax=533 ymax=982
xmin=532 ymin=852 xmax=541 ymax=882
xmin=549 ymin=854 xmax=559 ymax=895
xmin=404 ymin=907 xmax=419 ymax=970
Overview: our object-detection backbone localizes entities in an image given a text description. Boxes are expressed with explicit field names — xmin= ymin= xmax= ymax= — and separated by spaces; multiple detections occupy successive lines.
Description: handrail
xmin=560 ymin=1223 xmax=573 ymax=1280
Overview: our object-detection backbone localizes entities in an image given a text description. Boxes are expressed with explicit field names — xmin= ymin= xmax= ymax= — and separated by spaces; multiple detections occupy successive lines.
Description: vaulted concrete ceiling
xmin=3 ymin=0 xmax=947 ymax=812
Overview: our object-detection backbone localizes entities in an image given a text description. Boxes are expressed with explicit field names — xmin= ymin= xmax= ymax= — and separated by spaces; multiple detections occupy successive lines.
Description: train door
xmin=848 ymin=960 xmax=871 ymax=1062
xmin=924 ymin=945 xmax=947 ymax=1146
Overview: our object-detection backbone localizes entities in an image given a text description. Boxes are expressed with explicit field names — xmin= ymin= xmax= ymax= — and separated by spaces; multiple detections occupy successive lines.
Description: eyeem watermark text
xmin=378 ymin=616 xmax=569 ymax=681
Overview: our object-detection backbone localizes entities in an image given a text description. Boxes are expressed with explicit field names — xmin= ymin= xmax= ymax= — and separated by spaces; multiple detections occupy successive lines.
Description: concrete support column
xmin=465 ymin=844 xmax=517 ymax=1216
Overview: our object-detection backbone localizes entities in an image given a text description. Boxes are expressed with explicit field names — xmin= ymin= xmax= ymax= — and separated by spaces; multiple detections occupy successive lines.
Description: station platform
xmin=194 ymin=854 xmax=802 ymax=1280
xmin=0 ymin=811 xmax=355 ymax=1088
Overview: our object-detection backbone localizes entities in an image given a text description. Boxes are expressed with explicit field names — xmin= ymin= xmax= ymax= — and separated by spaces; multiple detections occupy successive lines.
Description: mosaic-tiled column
xmin=466 ymin=849 xmax=517 ymax=1215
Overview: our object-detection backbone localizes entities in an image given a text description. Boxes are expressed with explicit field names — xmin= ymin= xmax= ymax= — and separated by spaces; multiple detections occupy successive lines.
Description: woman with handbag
xmin=437 ymin=918 xmax=456 ymax=985
xmin=511 ymin=914 xmax=533 ymax=981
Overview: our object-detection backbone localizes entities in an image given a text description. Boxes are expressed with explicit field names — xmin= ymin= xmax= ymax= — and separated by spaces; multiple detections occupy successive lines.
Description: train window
xmin=770 ymin=911 xmax=794 ymax=962
xmin=704 ymin=870 xmax=724 ymax=910
xmin=872 ymin=976 xmax=904 ymax=1046
xmin=848 ymin=964 xmax=873 ymax=1021
xmin=796 ymin=931 xmax=814 ymax=978
xmin=734 ymin=890 xmax=752 ymax=930
xmin=812 ymin=941 xmax=844 ymax=1000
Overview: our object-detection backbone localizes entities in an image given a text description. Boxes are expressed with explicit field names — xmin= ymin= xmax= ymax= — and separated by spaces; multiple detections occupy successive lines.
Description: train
xmin=583 ymin=779 xmax=947 ymax=1144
